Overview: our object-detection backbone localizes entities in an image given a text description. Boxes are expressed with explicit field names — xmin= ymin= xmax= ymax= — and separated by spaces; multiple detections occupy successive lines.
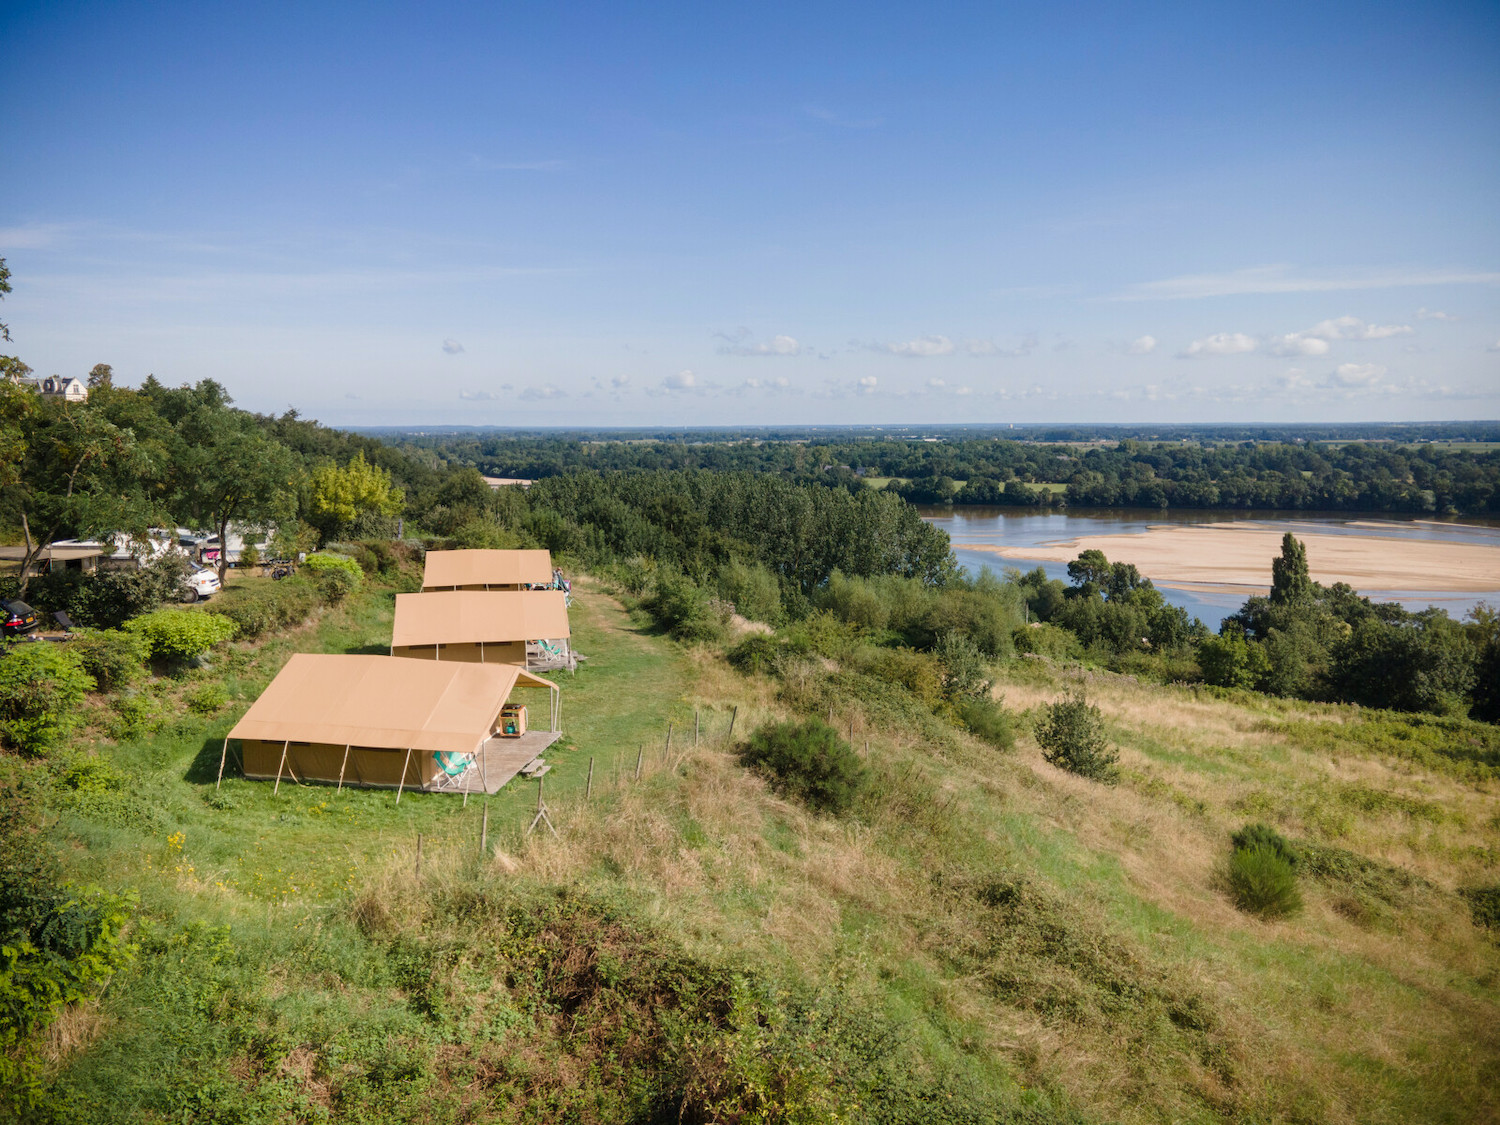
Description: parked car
xmin=1 ymin=598 xmax=41 ymax=637
xmin=182 ymin=567 xmax=221 ymax=603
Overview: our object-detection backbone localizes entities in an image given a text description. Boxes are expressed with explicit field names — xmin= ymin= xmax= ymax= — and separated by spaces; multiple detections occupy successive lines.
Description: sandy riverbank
xmin=965 ymin=522 xmax=1500 ymax=594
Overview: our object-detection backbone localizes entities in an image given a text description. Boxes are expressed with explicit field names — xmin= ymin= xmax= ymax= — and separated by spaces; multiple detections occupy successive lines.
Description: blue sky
xmin=2 ymin=1 xmax=1497 ymax=425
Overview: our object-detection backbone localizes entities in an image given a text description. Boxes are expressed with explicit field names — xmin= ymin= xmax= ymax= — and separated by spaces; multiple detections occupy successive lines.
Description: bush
xmin=185 ymin=682 xmax=230 ymax=714
xmin=727 ymin=634 xmax=781 ymax=676
xmin=0 ymin=644 xmax=95 ymax=755
xmin=312 ymin=566 xmax=359 ymax=603
xmin=933 ymin=630 xmax=993 ymax=701
xmin=1231 ymin=823 xmax=1300 ymax=870
xmin=213 ymin=576 xmax=319 ymax=639
xmin=1011 ymin=622 xmax=1082 ymax=660
xmin=858 ymin=647 xmax=944 ymax=709
xmin=303 ymin=552 xmax=364 ymax=601
xmin=956 ymin=697 xmax=1016 ymax=751
xmin=740 ymin=719 xmax=867 ymax=815
xmin=108 ymin=692 xmax=167 ymax=741
xmin=1034 ymin=692 xmax=1119 ymax=783
xmin=123 ymin=610 xmax=237 ymax=662
xmin=645 ymin=574 xmax=727 ymax=643
xmin=1226 ymin=846 xmax=1303 ymax=918
xmin=68 ymin=629 xmax=149 ymax=694
xmin=1459 ymin=884 xmax=1500 ymax=930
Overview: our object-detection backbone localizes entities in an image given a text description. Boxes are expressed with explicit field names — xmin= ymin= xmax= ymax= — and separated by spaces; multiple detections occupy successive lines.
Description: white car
xmin=182 ymin=567 xmax=221 ymax=603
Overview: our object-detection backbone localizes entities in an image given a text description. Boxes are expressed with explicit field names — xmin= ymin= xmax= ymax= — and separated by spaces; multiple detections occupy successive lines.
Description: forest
xmin=392 ymin=429 xmax=1500 ymax=515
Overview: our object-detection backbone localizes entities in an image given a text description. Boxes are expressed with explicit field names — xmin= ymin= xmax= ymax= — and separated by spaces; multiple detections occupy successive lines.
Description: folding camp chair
xmin=52 ymin=610 xmax=76 ymax=633
xmin=428 ymin=750 xmax=478 ymax=793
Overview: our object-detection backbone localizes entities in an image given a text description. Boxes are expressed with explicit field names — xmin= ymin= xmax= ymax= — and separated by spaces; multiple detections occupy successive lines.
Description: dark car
xmin=1 ymin=598 xmax=40 ymax=638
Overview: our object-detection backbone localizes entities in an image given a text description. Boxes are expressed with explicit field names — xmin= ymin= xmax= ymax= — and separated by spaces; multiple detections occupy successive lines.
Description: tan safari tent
xmin=389 ymin=589 xmax=573 ymax=670
xmin=421 ymin=548 xmax=555 ymax=591
xmin=224 ymin=653 xmax=560 ymax=794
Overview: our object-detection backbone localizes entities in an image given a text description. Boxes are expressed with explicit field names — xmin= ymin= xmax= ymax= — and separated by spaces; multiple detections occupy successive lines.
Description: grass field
xmin=24 ymin=576 xmax=1500 ymax=1123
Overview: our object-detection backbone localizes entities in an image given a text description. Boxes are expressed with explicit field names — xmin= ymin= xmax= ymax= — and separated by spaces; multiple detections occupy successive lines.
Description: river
xmin=918 ymin=506 xmax=1500 ymax=627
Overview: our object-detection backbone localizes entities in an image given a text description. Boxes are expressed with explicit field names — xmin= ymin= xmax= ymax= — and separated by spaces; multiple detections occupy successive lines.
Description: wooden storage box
xmin=499 ymin=704 xmax=528 ymax=738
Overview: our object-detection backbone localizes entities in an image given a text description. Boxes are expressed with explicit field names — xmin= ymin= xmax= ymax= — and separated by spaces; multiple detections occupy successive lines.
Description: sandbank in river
xmin=964 ymin=521 xmax=1500 ymax=596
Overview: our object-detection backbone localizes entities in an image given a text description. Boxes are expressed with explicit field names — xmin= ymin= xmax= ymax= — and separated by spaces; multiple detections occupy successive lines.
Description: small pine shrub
xmin=740 ymin=719 xmax=867 ymax=815
xmin=123 ymin=609 xmax=237 ymax=662
xmin=0 ymin=643 xmax=95 ymax=755
xmin=1231 ymin=822 xmax=1300 ymax=870
xmin=1226 ymin=846 xmax=1303 ymax=918
xmin=1034 ymin=692 xmax=1119 ymax=783
xmin=69 ymin=628 xmax=150 ymax=694
xmin=956 ymin=697 xmax=1016 ymax=751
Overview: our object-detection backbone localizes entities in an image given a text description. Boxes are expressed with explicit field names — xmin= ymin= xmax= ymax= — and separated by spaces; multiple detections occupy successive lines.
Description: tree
xmin=87 ymin=363 xmax=113 ymax=390
xmin=0 ymin=256 xmax=11 ymax=342
xmin=163 ymin=384 xmax=301 ymax=585
xmin=0 ymin=383 xmax=157 ymax=595
xmin=1034 ymin=692 xmax=1119 ymax=782
xmin=1270 ymin=532 xmax=1314 ymax=606
xmin=307 ymin=450 xmax=404 ymax=541
xmin=1066 ymin=549 xmax=1113 ymax=592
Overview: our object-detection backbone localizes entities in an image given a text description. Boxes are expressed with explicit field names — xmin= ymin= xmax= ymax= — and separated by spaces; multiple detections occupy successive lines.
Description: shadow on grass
xmin=185 ymin=735 xmax=236 ymax=785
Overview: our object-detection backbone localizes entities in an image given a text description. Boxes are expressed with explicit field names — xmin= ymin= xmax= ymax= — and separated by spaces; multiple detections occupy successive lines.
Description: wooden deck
xmin=428 ymin=731 xmax=563 ymax=795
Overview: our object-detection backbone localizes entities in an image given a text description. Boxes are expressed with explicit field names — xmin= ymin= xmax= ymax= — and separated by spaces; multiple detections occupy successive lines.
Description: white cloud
xmin=955 ymin=385 xmax=973 ymax=396
xmin=1126 ymin=335 xmax=1157 ymax=355
xmin=441 ymin=338 xmax=465 ymax=354
xmin=458 ymin=388 xmax=496 ymax=400
xmin=771 ymin=375 xmax=790 ymax=388
xmin=963 ymin=334 xmax=1036 ymax=358
xmin=1304 ymin=315 xmax=1413 ymax=341
xmin=925 ymin=377 xmax=946 ymax=388
xmin=857 ymin=375 xmax=877 ymax=394
xmin=719 ymin=333 xmax=801 ymax=356
xmin=804 ymin=104 xmax=883 ymax=129
xmin=878 ymin=335 xmax=954 ymax=357
xmin=1417 ymin=308 xmax=1459 ymax=321
xmin=1115 ymin=265 xmax=1500 ymax=301
xmin=610 ymin=374 xmax=630 ymax=388
xmin=1268 ymin=334 xmax=1331 ymax=357
xmin=663 ymin=369 xmax=697 ymax=390
xmin=1179 ymin=332 xmax=1257 ymax=358
xmin=519 ymin=385 xmax=567 ymax=401
xmin=1331 ymin=362 xmax=1388 ymax=387
xmin=1488 ymin=340 xmax=1500 ymax=353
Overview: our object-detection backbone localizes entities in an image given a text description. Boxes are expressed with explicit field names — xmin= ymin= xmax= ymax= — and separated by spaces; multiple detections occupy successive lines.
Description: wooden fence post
xmin=415 ymin=834 xmax=423 ymax=879
xmin=694 ymin=710 xmax=700 ymax=747
xmin=480 ymin=801 xmax=489 ymax=856
xmin=635 ymin=744 xmax=644 ymax=781
xmin=586 ymin=756 xmax=595 ymax=799
xmin=728 ymin=705 xmax=738 ymax=739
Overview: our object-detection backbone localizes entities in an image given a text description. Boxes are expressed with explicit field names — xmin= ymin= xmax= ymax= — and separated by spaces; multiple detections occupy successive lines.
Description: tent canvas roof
xmin=391 ymin=590 xmax=571 ymax=648
xmin=228 ymin=654 xmax=555 ymax=754
xmin=422 ymin=548 xmax=553 ymax=588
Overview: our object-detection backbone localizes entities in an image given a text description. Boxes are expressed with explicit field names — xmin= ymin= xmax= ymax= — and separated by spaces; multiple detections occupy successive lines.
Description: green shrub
xmin=68 ymin=629 xmax=149 ymax=694
xmin=1226 ymin=845 xmax=1303 ymax=918
xmin=311 ymin=566 xmax=359 ymax=603
xmin=1012 ymin=622 xmax=1082 ymax=660
xmin=956 ymin=697 xmax=1016 ymax=751
xmin=0 ymin=644 xmax=95 ymax=756
xmin=1231 ymin=822 xmax=1300 ymax=870
xmin=858 ymin=647 xmax=944 ymax=708
xmin=933 ymin=630 xmax=993 ymax=701
xmin=123 ymin=610 xmax=237 ymax=662
xmin=107 ymin=692 xmax=167 ymax=741
xmin=1034 ymin=692 xmax=1119 ymax=783
xmin=740 ymin=719 xmax=867 ymax=815
xmin=213 ymin=576 xmax=319 ymax=639
xmin=727 ymin=634 xmax=781 ymax=675
xmin=1460 ymin=884 xmax=1500 ymax=930
xmin=185 ymin=682 xmax=230 ymax=714
xmin=303 ymin=552 xmax=363 ymax=602
xmin=645 ymin=574 xmax=727 ymax=643
xmin=302 ymin=552 xmax=364 ymax=582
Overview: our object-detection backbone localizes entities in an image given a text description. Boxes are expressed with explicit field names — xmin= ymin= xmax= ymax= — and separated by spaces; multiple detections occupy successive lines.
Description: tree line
xmin=399 ymin=432 xmax=1500 ymax=516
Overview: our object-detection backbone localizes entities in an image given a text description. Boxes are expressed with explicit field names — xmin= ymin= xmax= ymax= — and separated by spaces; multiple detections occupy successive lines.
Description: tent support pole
xmin=337 ymin=745 xmax=351 ymax=793
xmin=273 ymin=740 xmax=289 ymax=796
xmin=216 ymin=736 xmax=230 ymax=790
xmin=396 ymin=747 xmax=414 ymax=803
xmin=478 ymin=735 xmax=490 ymax=795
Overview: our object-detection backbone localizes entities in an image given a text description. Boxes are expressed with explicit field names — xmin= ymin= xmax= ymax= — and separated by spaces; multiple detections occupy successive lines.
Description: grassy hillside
xmin=13 ymin=575 xmax=1500 ymax=1123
